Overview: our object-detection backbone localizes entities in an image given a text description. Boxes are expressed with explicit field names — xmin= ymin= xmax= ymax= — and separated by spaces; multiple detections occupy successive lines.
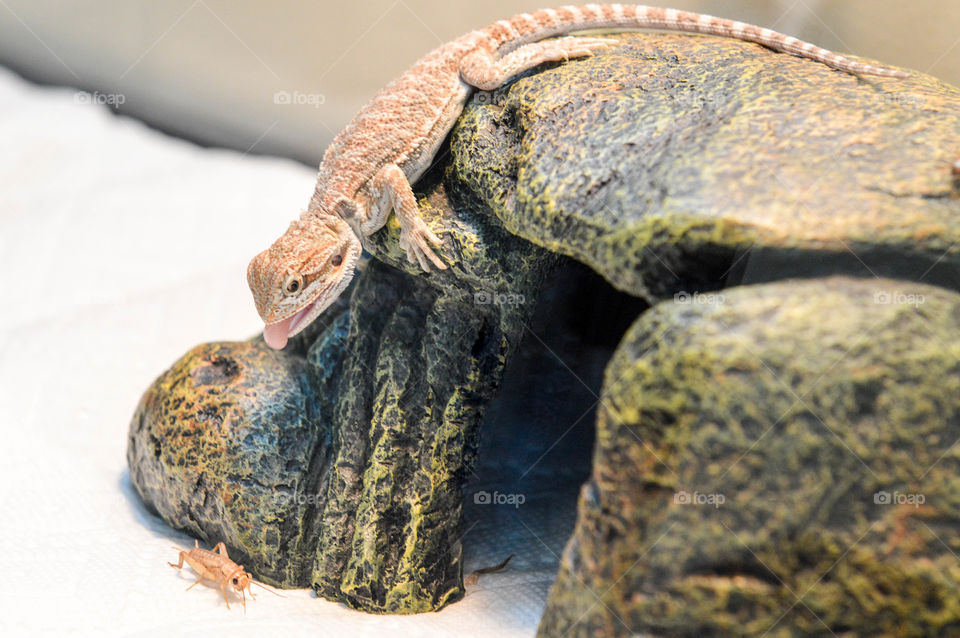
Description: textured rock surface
xmin=129 ymin=30 xmax=960 ymax=629
xmin=127 ymin=277 xmax=354 ymax=587
xmin=128 ymin=336 xmax=333 ymax=587
xmin=540 ymin=277 xmax=960 ymax=637
xmin=129 ymin=168 xmax=557 ymax=611
xmin=453 ymin=33 xmax=960 ymax=299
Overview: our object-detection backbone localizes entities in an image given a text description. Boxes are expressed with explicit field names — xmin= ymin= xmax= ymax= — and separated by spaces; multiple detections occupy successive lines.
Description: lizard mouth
xmin=263 ymin=297 xmax=320 ymax=350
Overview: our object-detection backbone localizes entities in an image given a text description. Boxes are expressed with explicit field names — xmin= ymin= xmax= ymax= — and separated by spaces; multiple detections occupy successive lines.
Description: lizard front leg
xmin=459 ymin=36 xmax=617 ymax=91
xmin=359 ymin=163 xmax=446 ymax=272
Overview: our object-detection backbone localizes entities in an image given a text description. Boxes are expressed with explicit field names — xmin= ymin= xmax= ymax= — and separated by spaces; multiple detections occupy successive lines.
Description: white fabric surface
xmin=0 ymin=67 xmax=566 ymax=637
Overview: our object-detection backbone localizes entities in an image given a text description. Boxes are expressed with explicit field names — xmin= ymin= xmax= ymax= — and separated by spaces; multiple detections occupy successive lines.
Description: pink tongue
xmin=263 ymin=318 xmax=293 ymax=350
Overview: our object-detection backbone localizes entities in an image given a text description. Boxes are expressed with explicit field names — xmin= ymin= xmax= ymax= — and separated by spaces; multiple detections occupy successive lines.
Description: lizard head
xmin=247 ymin=214 xmax=362 ymax=350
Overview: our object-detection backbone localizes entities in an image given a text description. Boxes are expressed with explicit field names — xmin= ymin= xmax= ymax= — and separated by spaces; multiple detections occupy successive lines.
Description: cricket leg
xmin=168 ymin=551 xmax=185 ymax=569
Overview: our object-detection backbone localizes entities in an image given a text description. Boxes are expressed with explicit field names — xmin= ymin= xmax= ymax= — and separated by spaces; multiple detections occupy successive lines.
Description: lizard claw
xmin=400 ymin=219 xmax=447 ymax=272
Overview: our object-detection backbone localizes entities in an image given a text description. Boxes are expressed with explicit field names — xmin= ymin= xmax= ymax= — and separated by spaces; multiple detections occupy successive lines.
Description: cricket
xmin=168 ymin=539 xmax=282 ymax=612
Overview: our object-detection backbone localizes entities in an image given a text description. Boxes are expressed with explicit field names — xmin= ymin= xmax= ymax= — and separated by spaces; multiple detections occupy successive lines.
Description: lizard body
xmin=248 ymin=4 xmax=908 ymax=349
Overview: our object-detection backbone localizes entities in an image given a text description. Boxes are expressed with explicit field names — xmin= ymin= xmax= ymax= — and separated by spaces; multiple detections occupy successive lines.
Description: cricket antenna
xmin=253 ymin=580 xmax=286 ymax=597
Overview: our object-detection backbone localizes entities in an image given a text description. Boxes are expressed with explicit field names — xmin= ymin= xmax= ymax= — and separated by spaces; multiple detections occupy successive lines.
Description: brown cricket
xmin=168 ymin=540 xmax=270 ymax=611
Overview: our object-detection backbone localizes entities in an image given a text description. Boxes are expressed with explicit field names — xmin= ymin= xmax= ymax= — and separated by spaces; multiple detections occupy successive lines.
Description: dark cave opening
xmin=462 ymin=259 xmax=648 ymax=589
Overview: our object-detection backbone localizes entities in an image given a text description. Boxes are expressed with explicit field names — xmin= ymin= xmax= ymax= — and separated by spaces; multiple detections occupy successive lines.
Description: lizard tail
xmin=479 ymin=4 xmax=909 ymax=78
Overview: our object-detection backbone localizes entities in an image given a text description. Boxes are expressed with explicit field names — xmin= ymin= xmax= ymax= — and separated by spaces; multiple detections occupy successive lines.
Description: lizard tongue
xmin=263 ymin=298 xmax=320 ymax=350
xmin=263 ymin=318 xmax=293 ymax=350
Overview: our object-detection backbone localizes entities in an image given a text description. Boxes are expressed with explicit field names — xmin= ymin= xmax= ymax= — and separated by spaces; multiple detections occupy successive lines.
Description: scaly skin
xmin=247 ymin=4 xmax=908 ymax=350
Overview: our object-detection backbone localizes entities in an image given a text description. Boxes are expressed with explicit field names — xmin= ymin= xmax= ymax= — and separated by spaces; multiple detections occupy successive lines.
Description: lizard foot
xmin=544 ymin=36 xmax=619 ymax=62
xmin=461 ymin=36 xmax=618 ymax=91
xmin=400 ymin=218 xmax=447 ymax=272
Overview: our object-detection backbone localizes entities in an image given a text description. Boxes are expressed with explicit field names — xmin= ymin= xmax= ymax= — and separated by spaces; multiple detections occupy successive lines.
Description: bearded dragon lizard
xmin=247 ymin=4 xmax=908 ymax=350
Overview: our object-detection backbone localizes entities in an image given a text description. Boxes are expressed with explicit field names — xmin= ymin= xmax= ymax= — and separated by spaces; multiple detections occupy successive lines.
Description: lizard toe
xmin=415 ymin=246 xmax=432 ymax=272
xmin=401 ymin=226 xmax=445 ymax=272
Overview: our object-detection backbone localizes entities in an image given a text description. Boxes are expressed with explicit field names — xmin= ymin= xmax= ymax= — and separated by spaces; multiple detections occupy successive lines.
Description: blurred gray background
xmin=0 ymin=0 xmax=956 ymax=165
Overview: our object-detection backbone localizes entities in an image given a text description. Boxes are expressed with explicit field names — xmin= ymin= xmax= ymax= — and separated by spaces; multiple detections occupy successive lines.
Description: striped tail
xmin=479 ymin=4 xmax=909 ymax=78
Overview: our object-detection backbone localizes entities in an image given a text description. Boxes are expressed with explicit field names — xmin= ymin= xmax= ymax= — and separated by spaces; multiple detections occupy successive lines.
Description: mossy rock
xmin=128 ymin=30 xmax=960 ymax=630
xmin=540 ymin=277 xmax=960 ymax=637
xmin=452 ymin=33 xmax=960 ymax=299
xmin=127 ymin=337 xmax=334 ymax=586
xmin=129 ymin=169 xmax=557 ymax=611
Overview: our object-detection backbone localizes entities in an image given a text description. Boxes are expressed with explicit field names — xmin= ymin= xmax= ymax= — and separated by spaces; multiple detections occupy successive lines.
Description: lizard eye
xmin=331 ymin=254 xmax=343 ymax=267
xmin=284 ymin=275 xmax=303 ymax=295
